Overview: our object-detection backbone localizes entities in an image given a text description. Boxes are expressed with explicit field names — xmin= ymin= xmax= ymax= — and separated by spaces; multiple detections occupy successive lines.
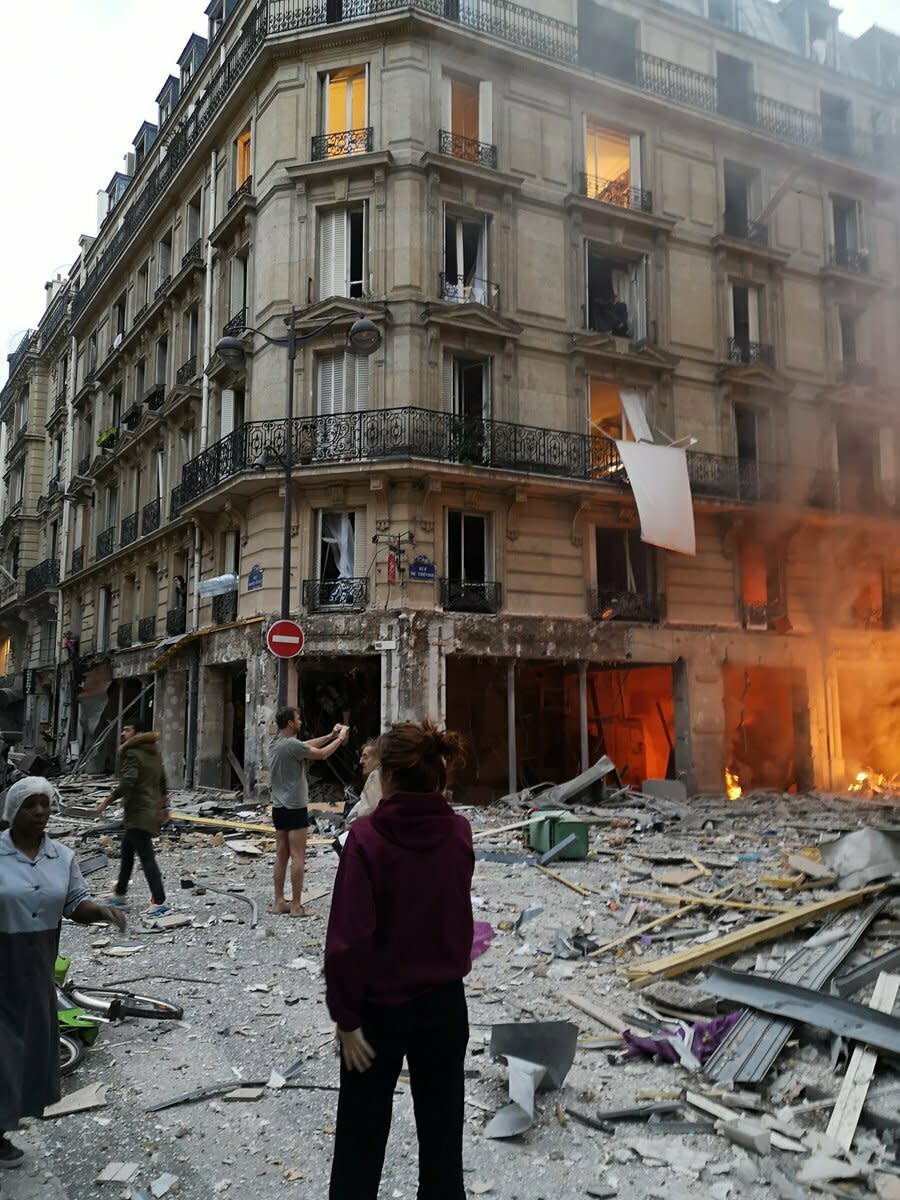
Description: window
xmin=113 ymin=294 xmax=126 ymax=343
xmin=837 ymin=423 xmax=879 ymax=512
xmin=136 ymin=261 xmax=150 ymax=309
xmin=134 ymin=359 xmax=146 ymax=403
xmin=158 ymin=230 xmax=173 ymax=284
xmin=821 ymin=93 xmax=851 ymax=156
xmin=316 ymin=350 xmax=370 ymax=415
xmin=186 ymin=191 xmax=203 ymax=248
xmin=317 ymin=205 xmax=367 ymax=300
xmin=734 ymin=402 xmax=771 ymax=499
xmin=586 ymin=244 xmax=647 ymax=340
xmin=724 ymin=161 xmax=761 ymax=240
xmin=218 ymin=388 xmax=244 ymax=439
xmin=59 ymin=353 xmax=68 ymax=392
xmin=110 ymin=387 xmax=123 ymax=426
xmin=104 ymin=485 xmax=118 ymax=529
xmin=443 ymin=212 xmax=491 ymax=304
xmin=808 ymin=13 xmax=833 ymax=65
xmin=839 ymin=308 xmax=858 ymax=366
xmin=441 ymin=354 xmax=490 ymax=462
xmin=577 ymin=1 xmax=638 ymax=80
xmin=588 ymin=381 xmax=651 ymax=442
xmin=830 ymin=196 xmax=862 ymax=266
xmin=229 ymin=255 xmax=248 ymax=317
xmin=97 ymin=586 xmax=112 ymax=652
xmin=121 ymin=575 xmax=136 ymax=623
xmin=584 ymin=121 xmax=641 ymax=206
xmin=740 ymin=540 xmax=784 ymax=629
xmin=223 ymin=529 xmax=240 ymax=577
xmin=442 ymin=76 xmax=493 ymax=152
xmin=10 ymin=467 xmax=23 ymax=508
xmin=322 ymin=66 xmax=367 ymax=153
xmin=155 ymin=450 xmax=165 ymax=499
xmin=155 ymin=337 xmax=168 ymax=386
xmin=235 ymin=124 xmax=252 ymax=188
xmin=728 ymin=284 xmax=762 ymax=361
xmin=317 ymin=510 xmax=367 ymax=596
xmin=444 ymin=511 xmax=497 ymax=612
xmin=51 ymin=435 xmax=63 ymax=478
xmin=594 ymin=527 xmax=656 ymax=620
xmin=717 ymin=53 xmax=752 ymax=123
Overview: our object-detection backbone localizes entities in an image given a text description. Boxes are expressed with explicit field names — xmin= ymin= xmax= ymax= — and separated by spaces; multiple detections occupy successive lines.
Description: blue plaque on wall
xmin=409 ymin=555 xmax=436 ymax=581
xmin=247 ymin=564 xmax=264 ymax=591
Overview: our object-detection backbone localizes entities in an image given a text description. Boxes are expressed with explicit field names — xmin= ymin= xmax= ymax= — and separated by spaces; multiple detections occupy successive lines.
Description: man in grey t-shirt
xmin=268 ymin=706 xmax=348 ymax=917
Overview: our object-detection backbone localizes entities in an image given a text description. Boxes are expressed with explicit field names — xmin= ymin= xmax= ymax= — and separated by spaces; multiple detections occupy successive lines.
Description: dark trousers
xmin=329 ymin=981 xmax=468 ymax=1200
xmin=116 ymin=829 xmax=165 ymax=904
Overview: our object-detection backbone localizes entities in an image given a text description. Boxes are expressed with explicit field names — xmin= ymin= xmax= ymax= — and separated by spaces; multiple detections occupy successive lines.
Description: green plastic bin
xmin=527 ymin=808 xmax=589 ymax=860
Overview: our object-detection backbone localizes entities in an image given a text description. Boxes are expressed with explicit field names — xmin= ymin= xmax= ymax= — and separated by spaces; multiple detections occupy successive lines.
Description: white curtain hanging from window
xmin=321 ymin=512 xmax=355 ymax=579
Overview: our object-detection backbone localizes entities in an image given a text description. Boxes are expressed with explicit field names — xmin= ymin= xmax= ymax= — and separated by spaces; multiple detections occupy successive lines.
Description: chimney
xmin=44 ymin=275 xmax=64 ymax=309
xmin=97 ymin=189 xmax=110 ymax=232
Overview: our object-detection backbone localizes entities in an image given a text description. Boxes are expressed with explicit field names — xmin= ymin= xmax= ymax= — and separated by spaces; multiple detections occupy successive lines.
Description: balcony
xmin=6 ymin=330 xmax=36 ymax=380
xmin=77 ymin=455 xmax=91 ymax=476
xmin=41 ymin=290 xmax=70 ymax=348
xmin=727 ymin=337 xmax=775 ymax=368
xmin=589 ymin=588 xmax=663 ymax=623
xmin=122 ymin=403 xmax=143 ymax=431
xmin=96 ymin=527 xmax=115 ymax=560
xmin=71 ymin=546 xmax=84 ymax=574
xmin=826 ymin=245 xmax=870 ymax=275
xmin=310 ymin=128 xmax=373 ymax=160
xmin=723 ymin=217 xmax=769 ymax=246
xmin=154 ymin=274 xmax=172 ymax=300
xmin=227 ymin=176 xmax=253 ymax=208
xmin=742 ymin=599 xmax=787 ymax=630
xmin=145 ymin=385 xmax=166 ymax=411
xmin=24 ymin=558 xmax=60 ymax=597
xmin=223 ymin=307 xmax=247 ymax=337
xmin=580 ymin=173 xmax=652 ymax=213
xmin=166 ymin=607 xmax=187 ymax=636
xmin=138 ymin=615 xmax=157 ymax=643
xmin=440 ymin=579 xmax=502 ymax=614
xmin=439 ymin=273 xmax=500 ymax=308
xmin=211 ymin=591 xmax=238 ymax=624
xmin=176 ymin=356 xmax=198 ymax=386
xmin=142 ymin=496 xmax=161 ymax=535
xmin=170 ymin=484 xmax=184 ymax=520
xmin=181 ymin=239 xmax=203 ymax=269
xmin=302 ymin=577 xmax=368 ymax=612
xmin=687 ymin=453 xmax=777 ymax=503
xmin=54 ymin=386 xmax=67 ymax=411
xmin=438 ymin=129 xmax=498 ymax=170
xmin=120 ymin=512 xmax=138 ymax=547
xmin=117 ymin=623 xmax=133 ymax=649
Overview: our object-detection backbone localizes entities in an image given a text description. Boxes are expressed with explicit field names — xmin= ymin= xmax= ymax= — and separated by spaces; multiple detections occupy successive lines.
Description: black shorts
xmin=272 ymin=806 xmax=310 ymax=831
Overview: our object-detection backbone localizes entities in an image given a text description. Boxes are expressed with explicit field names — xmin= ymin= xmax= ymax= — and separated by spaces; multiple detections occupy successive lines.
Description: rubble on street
xmin=5 ymin=778 xmax=900 ymax=1200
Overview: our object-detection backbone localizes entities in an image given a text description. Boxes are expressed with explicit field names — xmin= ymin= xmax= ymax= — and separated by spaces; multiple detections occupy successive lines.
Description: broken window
xmin=577 ymin=0 xmax=638 ymax=81
xmin=445 ymin=511 xmax=494 ymax=611
xmin=808 ymin=12 xmax=834 ymax=65
xmin=317 ymin=350 xmax=370 ymax=415
xmin=442 ymin=354 xmax=490 ymax=462
xmin=317 ymin=510 xmax=366 ymax=605
xmin=443 ymin=212 xmax=491 ymax=304
xmin=717 ymin=53 xmax=752 ymax=123
xmin=821 ymin=92 xmax=851 ymax=157
xmin=728 ymin=283 xmax=763 ymax=362
xmin=584 ymin=121 xmax=641 ymax=207
xmin=830 ymin=195 xmax=862 ymax=267
xmin=593 ymin=527 xmax=657 ymax=621
xmin=588 ymin=381 xmax=652 ymax=444
xmin=235 ymin=123 xmax=252 ymax=189
xmin=740 ymin=540 xmax=785 ymax=629
xmin=585 ymin=244 xmax=647 ymax=340
xmin=723 ymin=161 xmax=761 ymax=240
xmin=317 ymin=204 xmax=367 ymax=300
xmin=321 ymin=66 xmax=367 ymax=155
xmin=734 ymin=401 xmax=771 ymax=499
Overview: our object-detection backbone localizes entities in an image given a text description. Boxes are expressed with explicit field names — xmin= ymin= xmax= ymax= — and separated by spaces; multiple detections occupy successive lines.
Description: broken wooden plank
xmin=825 ymin=972 xmax=900 ymax=1151
xmin=623 ymin=887 xmax=790 ymax=915
xmin=562 ymin=992 xmax=628 ymax=1035
xmin=653 ymin=867 xmax=704 ymax=888
xmin=535 ymin=864 xmax=592 ymax=896
xmin=624 ymin=885 xmax=887 ymax=987
xmin=588 ymin=887 xmax=733 ymax=957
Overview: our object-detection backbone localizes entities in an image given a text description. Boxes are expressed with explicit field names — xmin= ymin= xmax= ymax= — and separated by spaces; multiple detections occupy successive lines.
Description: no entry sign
xmin=266 ymin=619 xmax=304 ymax=659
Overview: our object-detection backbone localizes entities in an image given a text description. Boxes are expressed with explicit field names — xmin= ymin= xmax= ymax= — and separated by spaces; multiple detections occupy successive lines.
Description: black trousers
xmin=116 ymin=829 xmax=165 ymax=904
xmin=329 ymin=981 xmax=468 ymax=1200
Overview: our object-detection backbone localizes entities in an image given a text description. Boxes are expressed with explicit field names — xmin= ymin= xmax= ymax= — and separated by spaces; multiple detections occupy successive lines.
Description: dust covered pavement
xmin=6 ymin=784 xmax=900 ymax=1200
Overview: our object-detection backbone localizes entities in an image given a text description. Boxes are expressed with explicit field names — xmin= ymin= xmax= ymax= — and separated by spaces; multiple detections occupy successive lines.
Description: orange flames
xmin=725 ymin=767 xmax=742 ymax=801
xmin=848 ymin=768 xmax=897 ymax=796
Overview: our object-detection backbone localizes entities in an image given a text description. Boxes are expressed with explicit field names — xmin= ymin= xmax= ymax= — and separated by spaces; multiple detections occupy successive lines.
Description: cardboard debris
xmin=223 ymin=1086 xmax=265 ymax=1102
xmin=97 ymin=1162 xmax=140 ymax=1184
xmin=43 ymin=1082 xmax=108 ymax=1118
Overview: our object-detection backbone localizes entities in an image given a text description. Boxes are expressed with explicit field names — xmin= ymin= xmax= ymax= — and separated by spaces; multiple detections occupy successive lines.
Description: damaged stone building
xmin=2 ymin=0 xmax=900 ymax=798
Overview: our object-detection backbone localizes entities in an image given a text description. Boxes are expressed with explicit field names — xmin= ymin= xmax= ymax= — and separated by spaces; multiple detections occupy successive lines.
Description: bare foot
xmin=289 ymin=903 xmax=315 ymax=918
xmin=267 ymin=899 xmax=291 ymax=915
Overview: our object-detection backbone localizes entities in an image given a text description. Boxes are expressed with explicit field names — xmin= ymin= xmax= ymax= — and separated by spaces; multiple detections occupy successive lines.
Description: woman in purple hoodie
xmin=325 ymin=719 xmax=474 ymax=1199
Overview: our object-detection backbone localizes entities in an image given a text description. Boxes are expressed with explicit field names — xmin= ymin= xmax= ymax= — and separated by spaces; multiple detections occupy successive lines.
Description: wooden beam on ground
xmin=624 ymin=885 xmax=887 ymax=987
xmin=826 ymin=972 xmax=900 ymax=1151
xmin=562 ymin=992 xmax=628 ymax=1035
xmin=535 ymin=864 xmax=592 ymax=896
xmin=623 ymin=887 xmax=791 ymax=915
xmin=588 ymin=887 xmax=734 ymax=957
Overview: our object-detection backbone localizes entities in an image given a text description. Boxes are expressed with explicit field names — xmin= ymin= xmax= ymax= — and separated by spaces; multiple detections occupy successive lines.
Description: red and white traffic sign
xmin=266 ymin=619 xmax=304 ymax=659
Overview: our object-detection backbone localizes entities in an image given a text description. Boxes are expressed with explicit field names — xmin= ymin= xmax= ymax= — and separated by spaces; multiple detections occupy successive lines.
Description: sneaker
xmin=143 ymin=903 xmax=171 ymax=919
xmin=103 ymin=894 xmax=128 ymax=909
xmin=0 ymin=1136 xmax=24 ymax=1168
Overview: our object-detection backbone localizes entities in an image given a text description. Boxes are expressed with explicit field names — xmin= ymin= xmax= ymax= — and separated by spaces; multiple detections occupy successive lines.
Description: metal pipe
xmin=277 ymin=309 xmax=296 ymax=709
xmin=185 ymin=643 xmax=200 ymax=789
xmin=578 ymin=661 xmax=589 ymax=772
xmin=200 ymin=148 xmax=217 ymax=451
xmin=507 ymin=660 xmax=516 ymax=795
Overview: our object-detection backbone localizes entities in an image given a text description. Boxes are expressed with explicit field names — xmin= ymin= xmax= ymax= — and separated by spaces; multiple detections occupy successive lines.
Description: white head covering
xmin=3 ymin=776 xmax=56 ymax=826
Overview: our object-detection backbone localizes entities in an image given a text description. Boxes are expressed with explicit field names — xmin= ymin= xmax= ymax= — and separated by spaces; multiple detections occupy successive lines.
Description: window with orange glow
xmin=326 ymin=66 xmax=367 ymax=137
xmin=235 ymin=125 xmax=252 ymax=188
xmin=589 ymin=380 xmax=629 ymax=441
xmin=584 ymin=120 xmax=632 ymax=200
xmin=451 ymin=79 xmax=479 ymax=141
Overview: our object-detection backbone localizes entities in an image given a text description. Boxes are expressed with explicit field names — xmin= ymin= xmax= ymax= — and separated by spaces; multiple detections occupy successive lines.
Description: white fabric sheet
xmin=619 ymin=389 xmax=653 ymax=443
xmin=616 ymin=440 xmax=696 ymax=556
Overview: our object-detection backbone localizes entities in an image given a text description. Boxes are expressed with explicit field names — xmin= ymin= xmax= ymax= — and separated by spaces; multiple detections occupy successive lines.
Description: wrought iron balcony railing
xmin=723 ymin=216 xmax=769 ymax=245
xmin=145 ymin=385 xmax=166 ymax=411
xmin=589 ymin=588 xmax=663 ymax=623
xmin=742 ymin=598 xmax=787 ymax=629
xmin=41 ymin=290 xmax=70 ymax=347
xmin=54 ymin=387 xmax=67 ymax=411
xmin=155 ymin=275 xmax=172 ymax=300
xmin=170 ymin=484 xmax=184 ymax=520
xmin=727 ymin=337 xmax=775 ymax=368
xmin=581 ymin=173 xmax=652 ymax=213
xmin=438 ymin=129 xmax=498 ymax=169
xmin=440 ymin=579 xmax=502 ymax=614
xmin=176 ymin=356 xmax=198 ymax=386
xmin=212 ymin=591 xmax=239 ymax=623
xmin=77 ymin=455 xmax=91 ymax=476
xmin=142 ymin=496 xmax=161 ymax=535
xmin=138 ymin=616 xmax=157 ymax=643
xmin=310 ymin=128 xmax=373 ymax=160
xmin=120 ymin=512 xmax=138 ymax=547
xmin=223 ymin=307 xmax=247 ymax=337
xmin=302 ymin=577 xmax=368 ymax=612
xmin=439 ymin=273 xmax=500 ymax=308
xmin=117 ymin=623 xmax=133 ymax=649
xmin=133 ymin=302 xmax=148 ymax=324
xmin=227 ymin=176 xmax=253 ymax=208
xmin=24 ymin=558 xmax=60 ymax=597
xmin=6 ymin=330 xmax=36 ymax=380
xmin=166 ymin=607 xmax=187 ymax=636
xmin=71 ymin=546 xmax=84 ymax=573
xmin=687 ymin=453 xmax=777 ymax=503
xmin=826 ymin=245 xmax=870 ymax=274
xmin=182 ymin=239 xmax=203 ymax=269
xmin=96 ymin=526 xmax=115 ymax=560
xmin=122 ymin=403 xmax=142 ymax=430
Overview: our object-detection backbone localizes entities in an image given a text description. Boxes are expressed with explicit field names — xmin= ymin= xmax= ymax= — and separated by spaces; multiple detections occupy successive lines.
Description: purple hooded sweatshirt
xmin=324 ymin=791 xmax=474 ymax=1031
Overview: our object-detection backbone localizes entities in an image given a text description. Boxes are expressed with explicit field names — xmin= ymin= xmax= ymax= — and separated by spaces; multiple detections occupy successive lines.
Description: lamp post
xmin=215 ymin=309 xmax=382 ymax=708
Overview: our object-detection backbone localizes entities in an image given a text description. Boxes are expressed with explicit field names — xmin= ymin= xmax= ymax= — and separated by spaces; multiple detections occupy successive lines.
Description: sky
xmin=1 ymin=0 xmax=898 ymax=381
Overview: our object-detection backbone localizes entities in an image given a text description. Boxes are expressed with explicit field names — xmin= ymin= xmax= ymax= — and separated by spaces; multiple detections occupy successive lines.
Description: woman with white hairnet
xmin=0 ymin=777 xmax=126 ymax=1170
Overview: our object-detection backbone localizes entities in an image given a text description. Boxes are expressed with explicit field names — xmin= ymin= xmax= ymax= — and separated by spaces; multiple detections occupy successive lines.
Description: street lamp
xmin=213 ymin=309 xmax=382 ymax=708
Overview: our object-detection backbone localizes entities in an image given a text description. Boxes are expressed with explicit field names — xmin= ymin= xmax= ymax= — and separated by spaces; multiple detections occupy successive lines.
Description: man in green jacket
xmin=96 ymin=721 xmax=169 ymax=918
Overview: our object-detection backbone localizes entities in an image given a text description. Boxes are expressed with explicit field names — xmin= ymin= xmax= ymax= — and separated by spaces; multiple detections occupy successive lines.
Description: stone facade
xmin=3 ymin=0 xmax=900 ymax=797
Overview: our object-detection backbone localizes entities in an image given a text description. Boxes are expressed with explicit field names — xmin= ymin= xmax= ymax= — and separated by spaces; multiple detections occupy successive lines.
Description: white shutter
xmin=220 ymin=388 xmax=235 ymax=438
xmin=224 ymin=530 xmax=239 ymax=575
xmin=727 ymin=285 xmax=736 ymax=337
xmin=478 ymin=80 xmax=493 ymax=144
xmin=156 ymin=451 xmax=165 ymax=498
xmin=442 ymin=354 xmax=454 ymax=412
xmin=628 ymin=259 xmax=648 ymax=341
xmin=347 ymin=351 xmax=369 ymax=411
xmin=318 ymin=209 xmax=348 ymax=300
xmin=748 ymin=288 xmax=760 ymax=343
xmin=629 ymin=134 xmax=642 ymax=192
xmin=353 ymin=509 xmax=367 ymax=579
xmin=317 ymin=352 xmax=344 ymax=415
